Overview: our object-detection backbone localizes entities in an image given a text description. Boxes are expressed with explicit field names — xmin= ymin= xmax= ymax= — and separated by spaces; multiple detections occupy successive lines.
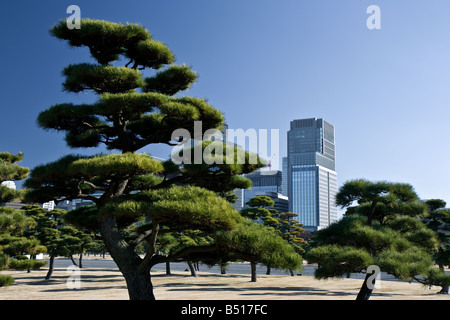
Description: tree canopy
xmin=24 ymin=18 xmax=291 ymax=300
xmin=424 ymin=199 xmax=450 ymax=294
xmin=0 ymin=152 xmax=29 ymax=203
xmin=0 ymin=153 xmax=46 ymax=286
xmin=307 ymin=179 xmax=446 ymax=300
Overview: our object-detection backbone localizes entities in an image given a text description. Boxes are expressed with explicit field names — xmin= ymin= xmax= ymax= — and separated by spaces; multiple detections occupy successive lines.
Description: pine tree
xmin=23 ymin=18 xmax=298 ymax=299
xmin=0 ymin=152 xmax=46 ymax=284
xmin=240 ymin=195 xmax=279 ymax=227
xmin=0 ymin=152 xmax=29 ymax=203
xmin=278 ymin=212 xmax=306 ymax=254
xmin=239 ymin=196 xmax=304 ymax=278
xmin=218 ymin=219 xmax=302 ymax=282
xmin=22 ymin=205 xmax=96 ymax=279
xmin=306 ymin=179 xmax=443 ymax=300
xmin=424 ymin=199 xmax=450 ymax=294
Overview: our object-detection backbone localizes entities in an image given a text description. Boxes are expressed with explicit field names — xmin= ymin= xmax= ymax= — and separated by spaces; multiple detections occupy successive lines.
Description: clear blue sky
xmin=1 ymin=1 xmax=450 ymax=205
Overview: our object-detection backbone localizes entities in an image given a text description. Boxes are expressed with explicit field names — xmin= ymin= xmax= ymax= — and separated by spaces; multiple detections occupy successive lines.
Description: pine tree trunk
xmin=266 ymin=266 xmax=271 ymax=275
xmin=438 ymin=264 xmax=449 ymax=294
xmin=439 ymin=285 xmax=449 ymax=294
xmin=187 ymin=261 xmax=198 ymax=277
xmin=165 ymin=262 xmax=171 ymax=275
xmin=123 ymin=270 xmax=155 ymax=300
xmin=79 ymin=253 xmax=83 ymax=269
xmin=250 ymin=262 xmax=257 ymax=282
xmin=356 ymin=273 xmax=374 ymax=300
xmin=70 ymin=255 xmax=78 ymax=267
xmin=98 ymin=215 xmax=156 ymax=300
xmin=220 ymin=264 xmax=227 ymax=274
xmin=45 ymin=255 xmax=55 ymax=280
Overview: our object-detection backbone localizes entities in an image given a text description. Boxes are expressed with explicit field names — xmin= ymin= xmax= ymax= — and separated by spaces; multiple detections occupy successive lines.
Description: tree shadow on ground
xmin=159 ymin=284 xmax=358 ymax=298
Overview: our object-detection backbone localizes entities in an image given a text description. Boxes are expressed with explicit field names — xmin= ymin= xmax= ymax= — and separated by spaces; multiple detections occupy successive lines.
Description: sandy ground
xmin=1 ymin=264 xmax=449 ymax=300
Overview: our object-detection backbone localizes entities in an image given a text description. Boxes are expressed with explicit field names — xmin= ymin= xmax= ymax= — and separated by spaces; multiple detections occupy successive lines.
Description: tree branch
xmin=140 ymin=222 xmax=160 ymax=272
xmin=81 ymin=180 xmax=107 ymax=191
xmin=76 ymin=193 xmax=100 ymax=203
xmin=152 ymin=174 xmax=187 ymax=190
xmin=149 ymin=244 xmax=220 ymax=268
xmin=125 ymin=59 xmax=133 ymax=68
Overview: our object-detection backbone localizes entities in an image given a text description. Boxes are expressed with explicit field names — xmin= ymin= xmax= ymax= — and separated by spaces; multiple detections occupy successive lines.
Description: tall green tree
xmin=22 ymin=205 xmax=96 ymax=279
xmin=278 ymin=212 xmax=306 ymax=248
xmin=424 ymin=199 xmax=450 ymax=294
xmin=239 ymin=196 xmax=304 ymax=278
xmin=218 ymin=219 xmax=302 ymax=282
xmin=0 ymin=152 xmax=29 ymax=203
xmin=240 ymin=195 xmax=279 ymax=228
xmin=0 ymin=152 xmax=46 ymax=283
xmin=24 ymin=18 xmax=286 ymax=300
xmin=306 ymin=179 xmax=443 ymax=300
xmin=0 ymin=206 xmax=47 ymax=275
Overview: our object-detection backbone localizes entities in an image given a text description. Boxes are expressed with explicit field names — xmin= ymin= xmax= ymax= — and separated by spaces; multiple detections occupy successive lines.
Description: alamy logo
xmin=170 ymin=121 xmax=279 ymax=175
xmin=366 ymin=265 xmax=381 ymax=290
xmin=66 ymin=265 xmax=81 ymax=289
xmin=66 ymin=5 xmax=81 ymax=30
xmin=366 ymin=5 xmax=381 ymax=30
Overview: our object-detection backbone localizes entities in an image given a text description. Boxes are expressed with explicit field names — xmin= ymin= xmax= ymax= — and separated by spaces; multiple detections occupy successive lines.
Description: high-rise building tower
xmin=287 ymin=118 xmax=338 ymax=231
xmin=231 ymin=170 xmax=288 ymax=214
xmin=282 ymin=157 xmax=288 ymax=197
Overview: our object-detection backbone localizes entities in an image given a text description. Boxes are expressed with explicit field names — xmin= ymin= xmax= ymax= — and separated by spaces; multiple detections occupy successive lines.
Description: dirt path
xmin=1 ymin=267 xmax=449 ymax=300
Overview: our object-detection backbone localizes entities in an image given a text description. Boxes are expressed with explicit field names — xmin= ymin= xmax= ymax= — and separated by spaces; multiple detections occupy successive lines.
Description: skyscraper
xmin=242 ymin=170 xmax=282 ymax=206
xmin=287 ymin=118 xmax=338 ymax=231
xmin=282 ymin=157 xmax=288 ymax=197
xmin=231 ymin=170 xmax=288 ymax=214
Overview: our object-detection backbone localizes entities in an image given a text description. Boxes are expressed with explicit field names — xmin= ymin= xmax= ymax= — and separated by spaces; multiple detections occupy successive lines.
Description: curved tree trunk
xmin=45 ymin=254 xmax=55 ymax=280
xmin=356 ymin=273 xmax=375 ymax=300
xmin=123 ymin=270 xmax=155 ymax=300
xmin=70 ymin=255 xmax=78 ymax=267
xmin=99 ymin=215 xmax=155 ymax=300
xmin=187 ymin=261 xmax=198 ymax=277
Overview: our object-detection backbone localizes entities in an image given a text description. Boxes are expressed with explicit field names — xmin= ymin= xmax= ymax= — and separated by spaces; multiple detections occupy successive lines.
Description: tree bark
xmin=79 ymin=253 xmax=83 ymax=269
xmin=45 ymin=255 xmax=55 ymax=280
xmin=165 ymin=262 xmax=171 ymax=275
xmin=266 ymin=266 xmax=271 ymax=275
xmin=98 ymin=215 xmax=155 ymax=300
xmin=70 ymin=255 xmax=78 ymax=267
xmin=438 ymin=264 xmax=449 ymax=294
xmin=187 ymin=261 xmax=198 ymax=277
xmin=438 ymin=285 xmax=449 ymax=294
xmin=250 ymin=262 xmax=257 ymax=282
xmin=356 ymin=273 xmax=375 ymax=300
xmin=220 ymin=264 xmax=227 ymax=275
xmin=122 ymin=270 xmax=155 ymax=300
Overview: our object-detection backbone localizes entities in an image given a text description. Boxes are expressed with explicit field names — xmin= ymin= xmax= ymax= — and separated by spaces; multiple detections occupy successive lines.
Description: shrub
xmin=9 ymin=259 xmax=47 ymax=270
xmin=0 ymin=253 xmax=9 ymax=270
xmin=0 ymin=274 xmax=14 ymax=287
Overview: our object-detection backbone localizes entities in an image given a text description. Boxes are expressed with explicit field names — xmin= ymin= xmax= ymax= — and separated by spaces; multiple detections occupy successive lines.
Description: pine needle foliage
xmin=24 ymin=18 xmax=299 ymax=300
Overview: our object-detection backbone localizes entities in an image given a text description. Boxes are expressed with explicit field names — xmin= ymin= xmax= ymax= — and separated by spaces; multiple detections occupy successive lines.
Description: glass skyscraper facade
xmin=232 ymin=170 xmax=288 ymax=214
xmin=287 ymin=118 xmax=338 ymax=231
